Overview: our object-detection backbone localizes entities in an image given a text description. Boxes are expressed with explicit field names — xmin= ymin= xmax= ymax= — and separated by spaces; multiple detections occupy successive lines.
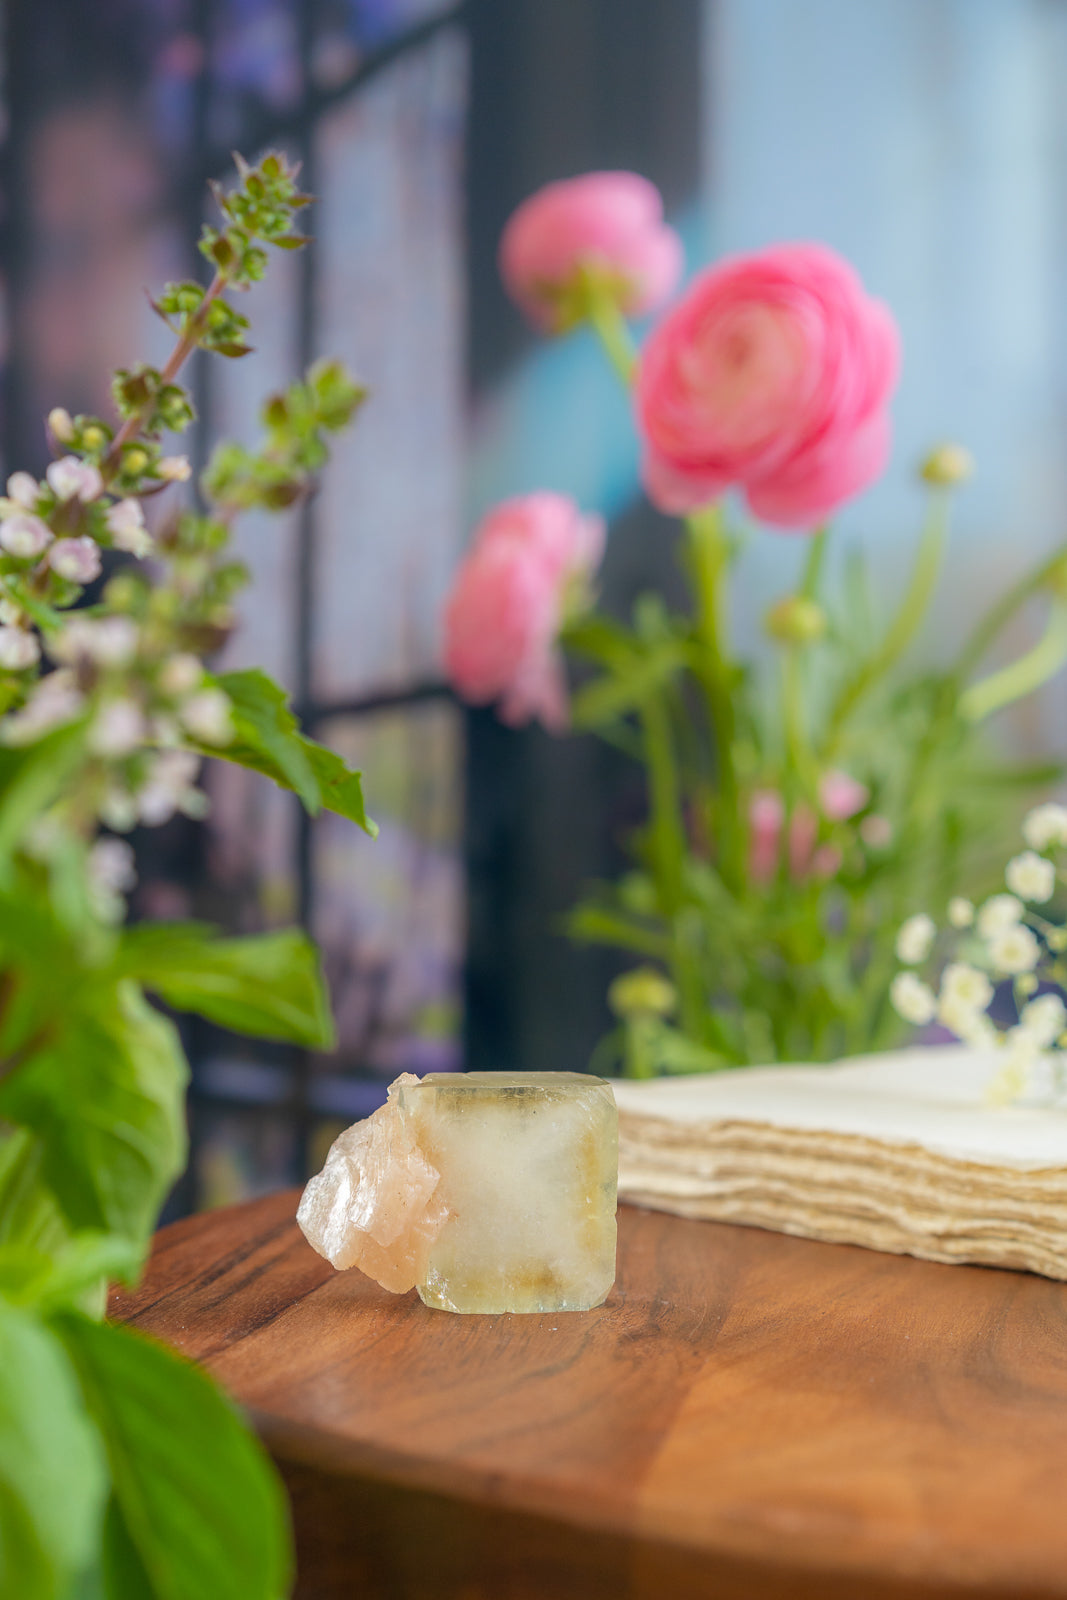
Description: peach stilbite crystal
xmin=296 ymin=1073 xmax=449 ymax=1293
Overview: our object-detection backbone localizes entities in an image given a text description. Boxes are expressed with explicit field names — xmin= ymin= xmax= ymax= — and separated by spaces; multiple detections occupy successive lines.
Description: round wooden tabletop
xmin=112 ymin=1190 xmax=1067 ymax=1600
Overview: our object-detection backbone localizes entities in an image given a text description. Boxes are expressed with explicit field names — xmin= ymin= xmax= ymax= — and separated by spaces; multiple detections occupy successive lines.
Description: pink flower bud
xmin=748 ymin=790 xmax=784 ymax=885
xmin=0 ymin=513 xmax=52 ymax=558
xmin=444 ymin=493 xmax=604 ymax=731
xmin=6 ymin=472 xmax=39 ymax=509
xmin=105 ymin=498 xmax=152 ymax=558
xmin=0 ymin=627 xmax=40 ymax=671
xmin=635 ymin=243 xmax=900 ymax=528
xmin=50 ymin=536 xmax=102 ymax=584
xmin=500 ymin=172 xmax=683 ymax=331
xmin=819 ymin=769 xmax=869 ymax=822
xmin=46 ymin=455 xmax=103 ymax=503
xmin=788 ymin=803 xmax=819 ymax=880
xmin=811 ymin=843 xmax=843 ymax=880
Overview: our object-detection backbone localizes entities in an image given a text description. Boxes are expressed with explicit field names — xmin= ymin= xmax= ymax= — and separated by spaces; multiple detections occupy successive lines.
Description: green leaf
xmin=0 ymin=1233 xmax=142 ymax=1314
xmin=58 ymin=1316 xmax=292 ymax=1600
xmin=207 ymin=668 xmax=376 ymax=834
xmin=0 ymin=1299 xmax=107 ymax=1600
xmin=0 ymin=724 xmax=87 ymax=885
xmin=0 ymin=984 xmax=187 ymax=1247
xmin=570 ymin=642 xmax=686 ymax=730
xmin=118 ymin=923 xmax=335 ymax=1049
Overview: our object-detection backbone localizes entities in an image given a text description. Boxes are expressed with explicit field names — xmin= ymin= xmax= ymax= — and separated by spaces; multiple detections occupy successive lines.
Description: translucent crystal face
xmin=296 ymin=1071 xmax=618 ymax=1315
xmin=400 ymin=1072 xmax=618 ymax=1314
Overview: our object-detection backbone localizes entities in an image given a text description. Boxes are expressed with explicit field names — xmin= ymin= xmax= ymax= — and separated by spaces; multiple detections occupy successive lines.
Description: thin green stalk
xmin=685 ymin=506 xmax=743 ymax=891
xmin=800 ymin=526 xmax=828 ymax=598
xmin=823 ymin=489 xmax=950 ymax=757
xmin=584 ymin=289 xmax=638 ymax=385
xmin=959 ymin=601 xmax=1067 ymax=723
xmin=639 ymin=696 xmax=707 ymax=1039
xmin=782 ymin=648 xmax=817 ymax=794
xmin=954 ymin=542 xmax=1067 ymax=683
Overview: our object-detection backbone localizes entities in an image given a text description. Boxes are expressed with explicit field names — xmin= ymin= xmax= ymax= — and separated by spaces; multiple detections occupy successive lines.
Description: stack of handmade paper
xmin=613 ymin=1046 xmax=1067 ymax=1279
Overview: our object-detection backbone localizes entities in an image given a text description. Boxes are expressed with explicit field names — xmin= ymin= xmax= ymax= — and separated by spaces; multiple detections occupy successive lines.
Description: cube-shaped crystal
xmin=297 ymin=1070 xmax=618 ymax=1315
xmin=401 ymin=1071 xmax=618 ymax=1314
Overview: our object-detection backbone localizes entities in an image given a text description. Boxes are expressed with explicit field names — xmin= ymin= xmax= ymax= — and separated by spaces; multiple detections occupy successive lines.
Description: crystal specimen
xmin=298 ymin=1070 xmax=618 ymax=1314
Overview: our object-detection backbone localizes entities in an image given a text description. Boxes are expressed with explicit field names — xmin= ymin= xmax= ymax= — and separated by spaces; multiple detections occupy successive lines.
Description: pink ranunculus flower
xmin=635 ymin=243 xmax=900 ymax=529
xmin=499 ymin=173 xmax=684 ymax=332
xmin=444 ymin=493 xmax=605 ymax=731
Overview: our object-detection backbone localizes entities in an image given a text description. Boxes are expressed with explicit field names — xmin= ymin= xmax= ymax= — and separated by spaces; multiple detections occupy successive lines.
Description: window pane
xmin=208 ymin=0 xmax=303 ymax=149
xmin=310 ymin=699 xmax=464 ymax=1078
xmin=311 ymin=0 xmax=458 ymax=90
xmin=311 ymin=28 xmax=467 ymax=700
xmin=192 ymin=1104 xmax=298 ymax=1209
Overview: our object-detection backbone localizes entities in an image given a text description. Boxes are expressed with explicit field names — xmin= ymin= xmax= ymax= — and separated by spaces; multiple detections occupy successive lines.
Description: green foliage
xmin=208 ymin=668 xmax=376 ymax=834
xmin=58 ymin=1317 xmax=292 ymax=1600
xmin=0 ymin=150 xmax=375 ymax=1599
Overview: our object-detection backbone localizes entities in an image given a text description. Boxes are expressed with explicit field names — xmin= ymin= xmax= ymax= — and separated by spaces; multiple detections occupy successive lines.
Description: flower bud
xmin=46 ymin=455 xmax=103 ymax=503
xmin=104 ymin=498 xmax=152 ymax=558
xmin=765 ymin=594 xmax=827 ymax=646
xmin=6 ymin=472 xmax=39 ymax=509
xmin=158 ymin=455 xmax=192 ymax=483
xmin=80 ymin=424 xmax=107 ymax=452
xmin=47 ymin=408 xmax=74 ymax=443
xmin=0 ymin=513 xmax=53 ymax=558
xmin=919 ymin=443 xmax=974 ymax=487
xmin=50 ymin=536 xmax=102 ymax=584
xmin=608 ymin=966 xmax=678 ymax=1020
xmin=123 ymin=448 xmax=150 ymax=477
xmin=0 ymin=627 xmax=40 ymax=671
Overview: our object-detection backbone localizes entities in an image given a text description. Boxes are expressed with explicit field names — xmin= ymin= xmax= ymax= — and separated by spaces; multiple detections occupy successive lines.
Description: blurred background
xmin=4 ymin=0 xmax=1067 ymax=1211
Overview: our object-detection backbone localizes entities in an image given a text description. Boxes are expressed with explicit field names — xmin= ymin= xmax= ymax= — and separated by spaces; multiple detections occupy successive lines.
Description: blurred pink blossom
xmin=788 ymin=802 xmax=819 ymax=880
xmin=444 ymin=493 xmax=604 ymax=731
xmin=819 ymin=769 xmax=869 ymax=821
xmin=748 ymin=790 xmax=784 ymax=885
xmin=499 ymin=172 xmax=683 ymax=332
xmin=635 ymin=242 xmax=899 ymax=529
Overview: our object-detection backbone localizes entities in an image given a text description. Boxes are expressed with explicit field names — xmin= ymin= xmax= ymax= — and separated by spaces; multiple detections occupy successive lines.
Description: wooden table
xmin=112 ymin=1190 xmax=1067 ymax=1600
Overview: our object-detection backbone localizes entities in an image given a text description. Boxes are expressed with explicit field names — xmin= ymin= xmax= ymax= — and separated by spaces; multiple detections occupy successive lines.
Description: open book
xmin=613 ymin=1046 xmax=1067 ymax=1279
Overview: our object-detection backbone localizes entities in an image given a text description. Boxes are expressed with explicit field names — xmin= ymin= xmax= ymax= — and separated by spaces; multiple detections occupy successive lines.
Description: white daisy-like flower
xmin=46 ymin=455 xmax=103 ymax=503
xmin=890 ymin=971 xmax=936 ymax=1025
xmin=1019 ymin=992 xmax=1067 ymax=1048
xmin=940 ymin=962 xmax=994 ymax=1012
xmin=976 ymin=893 xmax=1024 ymax=939
xmin=947 ymin=897 xmax=974 ymax=929
xmin=1005 ymin=850 xmax=1056 ymax=904
xmin=987 ymin=923 xmax=1040 ymax=976
xmin=896 ymin=913 xmax=936 ymax=965
xmin=937 ymin=991 xmax=997 ymax=1049
xmin=1022 ymin=802 xmax=1067 ymax=852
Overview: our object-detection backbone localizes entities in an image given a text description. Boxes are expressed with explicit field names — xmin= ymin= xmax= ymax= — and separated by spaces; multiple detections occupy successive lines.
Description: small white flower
xmin=891 ymin=971 xmax=937 ymax=1025
xmin=1022 ymin=802 xmax=1067 ymax=852
xmin=0 ymin=512 xmax=52 ymax=558
xmin=137 ymin=749 xmax=202 ymax=826
xmin=1005 ymin=850 xmax=1056 ymax=904
xmin=1019 ymin=992 xmax=1067 ymax=1048
xmin=51 ymin=615 xmax=139 ymax=668
xmin=1 ymin=670 xmax=85 ymax=744
xmin=940 ymin=962 xmax=994 ymax=1011
xmin=937 ymin=990 xmax=998 ymax=1049
xmin=46 ymin=456 xmax=103 ymax=503
xmin=6 ymin=472 xmax=39 ymax=509
xmin=859 ymin=814 xmax=892 ymax=850
xmin=49 ymin=536 xmax=102 ymax=584
xmin=98 ymin=789 xmax=138 ymax=832
xmin=179 ymin=687 xmax=233 ymax=746
xmin=158 ymin=455 xmax=191 ymax=483
xmin=0 ymin=601 xmax=21 ymax=628
xmin=896 ymin=913 xmax=936 ymax=965
xmin=987 ymin=923 xmax=1040 ymax=976
xmin=158 ymin=652 xmax=202 ymax=697
xmin=88 ymin=698 xmax=147 ymax=758
xmin=104 ymin=498 xmax=153 ymax=559
xmin=47 ymin=408 xmax=74 ymax=443
xmin=976 ymin=893 xmax=1024 ymax=939
xmin=88 ymin=836 xmax=137 ymax=895
xmin=947 ymin=897 xmax=974 ymax=929
xmin=0 ymin=628 xmax=39 ymax=671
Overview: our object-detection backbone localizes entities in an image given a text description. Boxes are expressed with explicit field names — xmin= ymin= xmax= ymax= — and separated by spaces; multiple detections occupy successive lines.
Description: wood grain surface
xmin=111 ymin=1192 xmax=1067 ymax=1600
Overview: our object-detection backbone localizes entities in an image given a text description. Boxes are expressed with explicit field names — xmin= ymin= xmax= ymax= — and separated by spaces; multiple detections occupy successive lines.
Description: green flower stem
xmin=782 ymin=647 xmax=817 ymax=794
xmin=959 ymin=600 xmax=1067 ymax=723
xmin=800 ymin=525 xmax=828 ymax=598
xmin=639 ymin=695 xmax=707 ymax=1038
xmin=584 ymin=289 xmax=638 ymax=385
xmin=823 ymin=488 xmax=950 ymax=757
xmin=954 ymin=542 xmax=1067 ymax=683
xmin=105 ymin=269 xmax=228 ymax=469
xmin=685 ymin=506 xmax=743 ymax=891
